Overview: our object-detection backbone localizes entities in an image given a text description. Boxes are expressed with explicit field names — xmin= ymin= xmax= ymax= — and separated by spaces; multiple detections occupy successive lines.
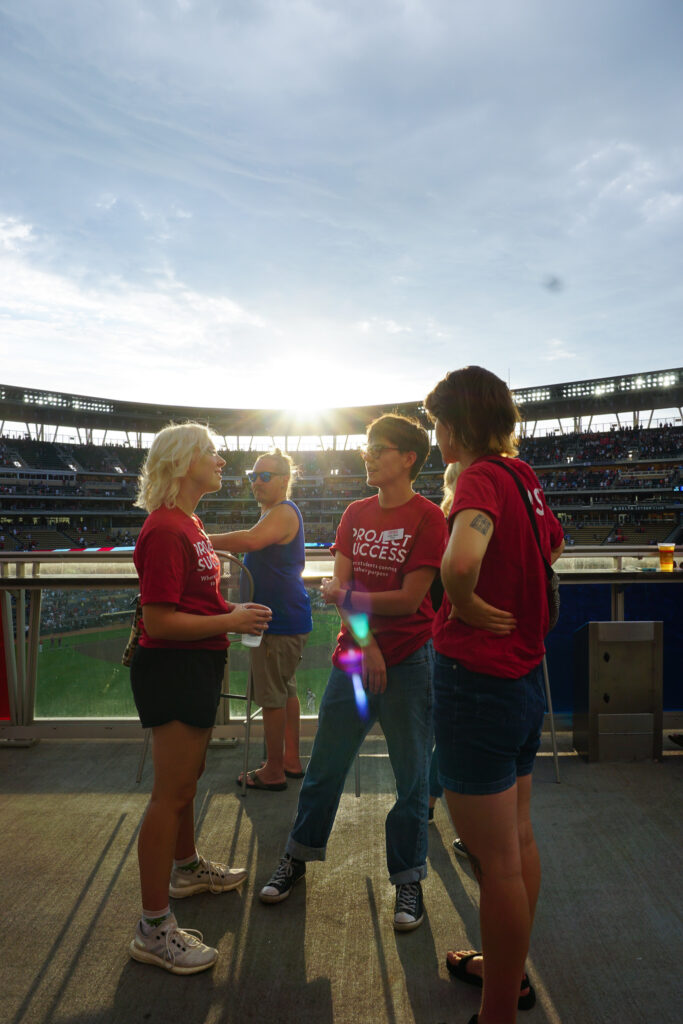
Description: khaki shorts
xmin=249 ymin=633 xmax=308 ymax=709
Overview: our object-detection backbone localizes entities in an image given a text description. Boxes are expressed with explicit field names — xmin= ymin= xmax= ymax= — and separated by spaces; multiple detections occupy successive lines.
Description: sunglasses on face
xmin=247 ymin=470 xmax=286 ymax=483
xmin=361 ymin=444 xmax=401 ymax=459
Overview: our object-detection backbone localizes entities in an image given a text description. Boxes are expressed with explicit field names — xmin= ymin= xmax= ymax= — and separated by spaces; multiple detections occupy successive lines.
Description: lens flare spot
xmin=352 ymin=673 xmax=369 ymax=720
xmin=347 ymin=612 xmax=371 ymax=646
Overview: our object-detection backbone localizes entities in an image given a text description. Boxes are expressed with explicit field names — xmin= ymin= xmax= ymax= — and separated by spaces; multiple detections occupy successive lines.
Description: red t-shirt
xmin=433 ymin=456 xmax=563 ymax=677
xmin=331 ymin=493 xmax=448 ymax=668
xmin=134 ymin=506 xmax=230 ymax=650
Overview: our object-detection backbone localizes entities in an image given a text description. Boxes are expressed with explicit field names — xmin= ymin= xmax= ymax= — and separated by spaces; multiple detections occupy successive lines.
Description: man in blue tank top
xmin=210 ymin=449 xmax=312 ymax=789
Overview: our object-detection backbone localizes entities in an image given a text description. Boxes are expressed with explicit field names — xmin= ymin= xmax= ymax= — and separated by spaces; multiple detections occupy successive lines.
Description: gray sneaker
xmin=129 ymin=914 xmax=218 ymax=974
xmin=169 ymin=854 xmax=247 ymax=897
xmin=259 ymin=853 xmax=306 ymax=903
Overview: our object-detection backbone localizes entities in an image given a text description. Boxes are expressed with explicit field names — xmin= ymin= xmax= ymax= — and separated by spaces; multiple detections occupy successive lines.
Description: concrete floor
xmin=2 ymin=732 xmax=682 ymax=1024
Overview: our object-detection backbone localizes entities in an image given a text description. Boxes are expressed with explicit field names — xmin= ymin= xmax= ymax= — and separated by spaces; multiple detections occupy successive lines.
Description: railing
xmin=0 ymin=546 xmax=680 ymax=739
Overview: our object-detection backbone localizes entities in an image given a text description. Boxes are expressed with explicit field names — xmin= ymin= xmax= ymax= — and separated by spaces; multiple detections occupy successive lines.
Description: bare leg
xmin=283 ymin=695 xmax=303 ymax=775
xmin=444 ymin=785 xmax=530 ymax=1024
xmin=138 ymin=721 xmax=212 ymax=910
xmin=517 ymin=773 xmax=540 ymax=929
xmin=174 ymin=737 xmax=211 ymax=860
xmin=253 ymin=706 xmax=286 ymax=784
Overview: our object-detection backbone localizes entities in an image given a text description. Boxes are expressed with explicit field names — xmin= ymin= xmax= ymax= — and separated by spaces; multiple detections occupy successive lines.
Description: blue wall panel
xmin=545 ymin=581 xmax=683 ymax=713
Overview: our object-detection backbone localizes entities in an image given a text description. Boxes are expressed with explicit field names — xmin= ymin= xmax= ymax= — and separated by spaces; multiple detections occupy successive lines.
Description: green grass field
xmin=35 ymin=608 xmax=342 ymax=719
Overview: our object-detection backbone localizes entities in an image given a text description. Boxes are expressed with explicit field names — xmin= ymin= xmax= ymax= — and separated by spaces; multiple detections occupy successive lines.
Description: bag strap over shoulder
xmin=489 ymin=457 xmax=554 ymax=582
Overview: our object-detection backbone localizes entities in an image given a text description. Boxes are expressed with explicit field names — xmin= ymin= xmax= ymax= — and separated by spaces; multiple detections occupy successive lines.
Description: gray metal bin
xmin=573 ymin=621 xmax=663 ymax=762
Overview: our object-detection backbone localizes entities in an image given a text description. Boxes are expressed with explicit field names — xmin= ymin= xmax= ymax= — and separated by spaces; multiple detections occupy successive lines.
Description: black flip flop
xmin=446 ymin=952 xmax=536 ymax=1011
xmin=236 ymin=770 xmax=287 ymax=791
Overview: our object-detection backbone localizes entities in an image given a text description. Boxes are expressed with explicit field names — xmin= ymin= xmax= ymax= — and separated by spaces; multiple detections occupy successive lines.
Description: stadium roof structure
xmin=1 ymin=367 xmax=681 ymax=442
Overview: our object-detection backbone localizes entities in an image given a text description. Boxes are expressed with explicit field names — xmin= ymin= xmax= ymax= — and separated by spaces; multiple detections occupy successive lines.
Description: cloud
xmin=0 ymin=217 xmax=33 ymax=251
xmin=0 ymin=1 xmax=681 ymax=407
xmin=541 ymin=338 xmax=576 ymax=362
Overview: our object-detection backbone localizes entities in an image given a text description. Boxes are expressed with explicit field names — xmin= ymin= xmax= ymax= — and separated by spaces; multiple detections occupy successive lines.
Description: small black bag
xmin=494 ymin=459 xmax=560 ymax=633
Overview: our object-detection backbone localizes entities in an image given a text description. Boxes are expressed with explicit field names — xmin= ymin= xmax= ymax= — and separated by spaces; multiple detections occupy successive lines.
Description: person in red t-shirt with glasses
xmin=425 ymin=367 xmax=564 ymax=1024
xmin=128 ymin=423 xmax=271 ymax=975
xmin=257 ymin=414 xmax=448 ymax=933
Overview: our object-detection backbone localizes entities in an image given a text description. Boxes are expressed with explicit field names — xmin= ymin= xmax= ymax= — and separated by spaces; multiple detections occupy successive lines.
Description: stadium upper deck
xmin=1 ymin=367 xmax=681 ymax=444
xmin=0 ymin=368 xmax=681 ymax=551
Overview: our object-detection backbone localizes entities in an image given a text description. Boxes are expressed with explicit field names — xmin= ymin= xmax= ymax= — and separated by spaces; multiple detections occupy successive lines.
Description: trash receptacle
xmin=573 ymin=621 xmax=663 ymax=762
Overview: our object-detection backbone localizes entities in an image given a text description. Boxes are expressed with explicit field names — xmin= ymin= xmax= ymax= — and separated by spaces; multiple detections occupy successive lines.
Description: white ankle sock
xmin=174 ymin=851 xmax=199 ymax=870
xmin=141 ymin=906 xmax=171 ymax=929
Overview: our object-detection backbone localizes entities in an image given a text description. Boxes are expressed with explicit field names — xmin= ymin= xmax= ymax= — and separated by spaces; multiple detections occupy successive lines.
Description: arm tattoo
xmin=469 ymin=513 xmax=491 ymax=536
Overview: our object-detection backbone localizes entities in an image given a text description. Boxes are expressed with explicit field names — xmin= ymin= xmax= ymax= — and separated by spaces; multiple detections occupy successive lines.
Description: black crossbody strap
xmin=491 ymin=458 xmax=554 ymax=582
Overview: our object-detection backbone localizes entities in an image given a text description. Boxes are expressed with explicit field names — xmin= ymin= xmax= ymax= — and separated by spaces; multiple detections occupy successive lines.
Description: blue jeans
xmin=286 ymin=641 xmax=434 ymax=885
xmin=428 ymin=747 xmax=443 ymax=800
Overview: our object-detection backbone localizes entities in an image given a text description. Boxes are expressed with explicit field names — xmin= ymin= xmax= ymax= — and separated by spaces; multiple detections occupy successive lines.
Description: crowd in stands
xmin=39 ymin=589 xmax=134 ymax=635
xmin=1 ymin=423 xmax=680 ymax=551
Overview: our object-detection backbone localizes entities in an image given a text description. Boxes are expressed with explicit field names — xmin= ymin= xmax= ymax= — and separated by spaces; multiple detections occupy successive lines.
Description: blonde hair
xmin=441 ymin=461 xmax=461 ymax=516
xmin=255 ymin=448 xmax=297 ymax=499
xmin=134 ymin=422 xmax=217 ymax=512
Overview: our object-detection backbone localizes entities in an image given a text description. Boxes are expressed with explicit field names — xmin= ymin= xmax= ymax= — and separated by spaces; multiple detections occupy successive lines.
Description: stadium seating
xmin=0 ymin=424 xmax=680 ymax=549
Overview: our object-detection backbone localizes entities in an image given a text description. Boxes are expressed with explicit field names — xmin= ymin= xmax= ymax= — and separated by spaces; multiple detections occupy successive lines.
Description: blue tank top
xmin=243 ymin=500 xmax=313 ymax=635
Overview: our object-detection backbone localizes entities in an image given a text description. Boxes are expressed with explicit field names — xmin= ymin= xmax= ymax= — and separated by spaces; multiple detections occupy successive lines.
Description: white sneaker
xmin=129 ymin=914 xmax=218 ymax=974
xmin=169 ymin=854 xmax=247 ymax=897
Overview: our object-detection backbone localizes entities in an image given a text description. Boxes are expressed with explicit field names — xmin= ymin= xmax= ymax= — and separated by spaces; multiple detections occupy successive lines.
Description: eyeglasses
xmin=247 ymin=471 xmax=287 ymax=483
xmin=361 ymin=445 xmax=401 ymax=459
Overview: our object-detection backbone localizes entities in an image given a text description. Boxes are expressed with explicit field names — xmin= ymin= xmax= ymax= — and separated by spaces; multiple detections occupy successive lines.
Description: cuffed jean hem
xmin=440 ymin=771 xmax=517 ymax=796
xmin=285 ymin=836 xmax=327 ymax=863
xmin=389 ymin=863 xmax=427 ymax=886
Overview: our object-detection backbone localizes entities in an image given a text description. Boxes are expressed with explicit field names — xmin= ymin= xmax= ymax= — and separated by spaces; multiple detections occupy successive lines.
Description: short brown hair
xmin=424 ymin=366 xmax=520 ymax=457
xmin=366 ymin=413 xmax=430 ymax=481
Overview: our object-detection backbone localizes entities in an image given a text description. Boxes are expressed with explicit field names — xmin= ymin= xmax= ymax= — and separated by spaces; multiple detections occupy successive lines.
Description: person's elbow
xmin=142 ymin=607 xmax=174 ymax=640
xmin=444 ymin=552 xmax=480 ymax=582
xmin=240 ymin=532 xmax=265 ymax=552
xmin=401 ymin=594 xmax=424 ymax=616
xmin=550 ymin=538 xmax=565 ymax=564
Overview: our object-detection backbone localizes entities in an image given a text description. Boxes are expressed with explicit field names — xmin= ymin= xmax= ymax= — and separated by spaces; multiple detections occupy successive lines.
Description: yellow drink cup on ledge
xmin=657 ymin=543 xmax=675 ymax=572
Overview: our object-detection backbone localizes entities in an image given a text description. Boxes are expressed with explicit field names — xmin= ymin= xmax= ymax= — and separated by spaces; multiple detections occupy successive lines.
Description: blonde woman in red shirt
xmin=129 ymin=423 xmax=271 ymax=975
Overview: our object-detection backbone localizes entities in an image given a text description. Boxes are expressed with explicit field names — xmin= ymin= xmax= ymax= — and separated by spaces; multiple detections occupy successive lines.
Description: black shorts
xmin=130 ymin=646 xmax=227 ymax=729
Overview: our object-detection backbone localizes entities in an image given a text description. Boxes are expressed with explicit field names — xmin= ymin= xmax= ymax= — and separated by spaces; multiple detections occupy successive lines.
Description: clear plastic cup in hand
xmin=241 ymin=632 xmax=263 ymax=648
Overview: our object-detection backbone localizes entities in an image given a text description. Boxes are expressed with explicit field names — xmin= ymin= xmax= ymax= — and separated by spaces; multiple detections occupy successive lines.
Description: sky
xmin=0 ymin=0 xmax=681 ymax=414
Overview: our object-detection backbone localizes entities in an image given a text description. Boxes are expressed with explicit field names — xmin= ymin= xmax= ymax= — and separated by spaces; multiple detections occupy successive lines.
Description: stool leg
xmin=542 ymin=655 xmax=560 ymax=783
xmin=240 ymin=668 xmax=253 ymax=798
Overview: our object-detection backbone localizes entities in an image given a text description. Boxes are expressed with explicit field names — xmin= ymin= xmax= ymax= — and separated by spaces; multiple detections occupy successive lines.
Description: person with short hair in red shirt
xmin=128 ymin=423 xmax=271 ymax=975
xmin=425 ymin=367 xmax=565 ymax=1024
xmin=258 ymin=414 xmax=448 ymax=932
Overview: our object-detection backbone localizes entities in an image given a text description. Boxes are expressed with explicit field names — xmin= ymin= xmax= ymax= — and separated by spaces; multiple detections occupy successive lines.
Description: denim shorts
xmin=433 ymin=652 xmax=545 ymax=795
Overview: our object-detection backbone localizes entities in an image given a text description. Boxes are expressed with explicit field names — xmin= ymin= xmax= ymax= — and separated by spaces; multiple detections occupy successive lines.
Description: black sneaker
xmin=393 ymin=881 xmax=424 ymax=931
xmin=453 ymin=837 xmax=469 ymax=859
xmin=259 ymin=853 xmax=306 ymax=904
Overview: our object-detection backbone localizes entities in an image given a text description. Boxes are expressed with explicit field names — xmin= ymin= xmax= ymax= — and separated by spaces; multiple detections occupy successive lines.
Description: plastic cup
xmin=657 ymin=543 xmax=675 ymax=572
xmin=241 ymin=632 xmax=263 ymax=647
